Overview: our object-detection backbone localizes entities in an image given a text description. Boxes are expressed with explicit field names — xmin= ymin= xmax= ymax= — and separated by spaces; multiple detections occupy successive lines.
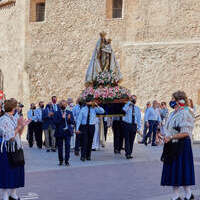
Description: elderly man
xmin=122 ymin=95 xmax=142 ymax=159
xmin=43 ymin=102 xmax=57 ymax=152
xmin=138 ymin=101 xmax=151 ymax=144
xmin=144 ymin=100 xmax=161 ymax=146
xmin=54 ymin=100 xmax=74 ymax=166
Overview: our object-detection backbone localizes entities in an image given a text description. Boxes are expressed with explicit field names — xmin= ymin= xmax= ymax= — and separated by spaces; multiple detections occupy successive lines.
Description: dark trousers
xmin=80 ymin=125 xmax=95 ymax=159
xmin=103 ymin=121 xmax=108 ymax=141
xmin=124 ymin=122 xmax=137 ymax=156
xmin=28 ymin=122 xmax=37 ymax=147
xmin=142 ymin=123 xmax=149 ymax=143
xmin=145 ymin=120 xmax=158 ymax=145
xmin=35 ymin=122 xmax=43 ymax=148
xmin=75 ymin=134 xmax=81 ymax=152
xmin=113 ymin=120 xmax=123 ymax=152
xmin=57 ymin=135 xmax=71 ymax=162
xmin=75 ymin=125 xmax=82 ymax=152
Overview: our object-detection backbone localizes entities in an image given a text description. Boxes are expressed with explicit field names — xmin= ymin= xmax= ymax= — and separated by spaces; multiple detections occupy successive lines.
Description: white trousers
xmin=92 ymin=120 xmax=100 ymax=149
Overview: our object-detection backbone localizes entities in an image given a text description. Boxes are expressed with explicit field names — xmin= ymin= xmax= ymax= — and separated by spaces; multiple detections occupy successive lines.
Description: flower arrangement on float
xmin=80 ymin=85 xmax=131 ymax=103
xmin=93 ymin=70 xmax=120 ymax=88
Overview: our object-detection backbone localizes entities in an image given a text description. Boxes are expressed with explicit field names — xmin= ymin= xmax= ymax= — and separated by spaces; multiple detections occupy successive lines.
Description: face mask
xmin=52 ymin=99 xmax=57 ymax=104
xmin=132 ymin=99 xmax=136 ymax=104
xmin=40 ymin=105 xmax=44 ymax=109
xmin=61 ymin=106 xmax=66 ymax=110
xmin=32 ymin=106 xmax=36 ymax=110
xmin=13 ymin=109 xmax=17 ymax=115
xmin=169 ymin=101 xmax=177 ymax=109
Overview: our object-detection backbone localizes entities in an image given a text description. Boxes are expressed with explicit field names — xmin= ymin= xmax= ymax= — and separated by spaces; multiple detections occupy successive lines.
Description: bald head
xmin=152 ymin=100 xmax=158 ymax=108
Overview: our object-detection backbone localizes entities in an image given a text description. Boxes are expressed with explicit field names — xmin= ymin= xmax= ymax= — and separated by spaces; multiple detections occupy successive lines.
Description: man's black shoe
xmin=46 ymin=149 xmax=50 ymax=152
xmin=65 ymin=161 xmax=70 ymax=166
xmin=114 ymin=150 xmax=120 ymax=154
xmin=86 ymin=157 xmax=91 ymax=161
xmin=9 ymin=196 xmax=20 ymax=200
xmin=51 ymin=149 xmax=56 ymax=152
xmin=152 ymin=144 xmax=157 ymax=147
xmin=184 ymin=194 xmax=194 ymax=200
xmin=126 ymin=155 xmax=133 ymax=159
xmin=59 ymin=161 xmax=63 ymax=166
xmin=92 ymin=149 xmax=96 ymax=151
xmin=74 ymin=151 xmax=79 ymax=156
xmin=80 ymin=157 xmax=85 ymax=162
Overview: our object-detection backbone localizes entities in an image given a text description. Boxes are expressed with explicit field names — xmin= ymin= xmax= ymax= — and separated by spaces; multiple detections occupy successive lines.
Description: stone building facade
xmin=0 ymin=0 xmax=200 ymax=108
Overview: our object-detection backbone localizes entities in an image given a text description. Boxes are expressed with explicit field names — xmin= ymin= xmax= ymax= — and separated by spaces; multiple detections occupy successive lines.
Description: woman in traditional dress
xmin=0 ymin=99 xmax=29 ymax=200
xmin=161 ymin=91 xmax=195 ymax=200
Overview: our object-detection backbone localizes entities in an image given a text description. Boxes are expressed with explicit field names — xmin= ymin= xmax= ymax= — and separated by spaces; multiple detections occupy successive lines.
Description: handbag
xmin=161 ymin=139 xmax=184 ymax=164
xmin=7 ymin=142 xmax=25 ymax=168
xmin=161 ymin=126 xmax=184 ymax=164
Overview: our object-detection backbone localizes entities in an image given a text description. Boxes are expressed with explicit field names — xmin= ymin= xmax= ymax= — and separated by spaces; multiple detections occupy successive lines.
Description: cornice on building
xmin=0 ymin=0 xmax=16 ymax=8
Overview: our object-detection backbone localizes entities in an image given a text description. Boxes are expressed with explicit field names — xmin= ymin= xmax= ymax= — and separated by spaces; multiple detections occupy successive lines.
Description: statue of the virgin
xmin=85 ymin=32 xmax=122 ymax=85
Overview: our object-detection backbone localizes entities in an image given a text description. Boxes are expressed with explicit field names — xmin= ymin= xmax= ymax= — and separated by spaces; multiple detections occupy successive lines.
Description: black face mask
xmin=40 ymin=105 xmax=44 ymax=109
xmin=132 ymin=99 xmax=136 ymax=104
xmin=61 ymin=106 xmax=66 ymax=110
xmin=169 ymin=101 xmax=177 ymax=109
xmin=13 ymin=109 xmax=17 ymax=116
xmin=32 ymin=106 xmax=36 ymax=110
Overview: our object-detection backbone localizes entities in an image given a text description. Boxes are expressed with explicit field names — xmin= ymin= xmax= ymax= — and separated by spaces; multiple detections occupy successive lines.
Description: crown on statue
xmin=100 ymin=31 xmax=107 ymax=39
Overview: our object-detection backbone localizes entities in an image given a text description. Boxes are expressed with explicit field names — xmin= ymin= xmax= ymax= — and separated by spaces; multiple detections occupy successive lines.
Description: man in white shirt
xmin=144 ymin=100 xmax=161 ymax=146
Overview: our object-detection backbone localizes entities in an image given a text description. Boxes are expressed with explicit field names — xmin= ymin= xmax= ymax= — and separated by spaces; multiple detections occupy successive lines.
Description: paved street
xmin=1 ymin=136 xmax=200 ymax=200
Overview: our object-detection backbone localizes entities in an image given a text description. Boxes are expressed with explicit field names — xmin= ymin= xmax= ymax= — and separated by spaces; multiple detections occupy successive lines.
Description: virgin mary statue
xmin=85 ymin=32 xmax=122 ymax=85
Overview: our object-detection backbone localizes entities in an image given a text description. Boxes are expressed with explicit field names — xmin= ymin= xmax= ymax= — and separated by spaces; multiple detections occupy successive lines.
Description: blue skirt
xmin=161 ymin=137 xmax=195 ymax=186
xmin=0 ymin=141 xmax=25 ymax=189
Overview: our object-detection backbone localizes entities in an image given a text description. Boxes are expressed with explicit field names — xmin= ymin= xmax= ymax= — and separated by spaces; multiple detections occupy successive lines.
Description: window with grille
xmin=36 ymin=3 xmax=45 ymax=22
xmin=112 ymin=0 xmax=123 ymax=18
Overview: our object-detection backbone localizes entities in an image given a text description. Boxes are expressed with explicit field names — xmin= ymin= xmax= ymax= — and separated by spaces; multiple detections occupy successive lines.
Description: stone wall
xmin=126 ymin=0 xmax=200 ymax=42
xmin=0 ymin=0 xmax=199 ymax=109
xmin=0 ymin=0 xmax=30 ymax=106
xmin=25 ymin=0 xmax=200 ymax=109
xmin=122 ymin=42 xmax=200 ymax=107
xmin=25 ymin=0 xmax=127 ymax=104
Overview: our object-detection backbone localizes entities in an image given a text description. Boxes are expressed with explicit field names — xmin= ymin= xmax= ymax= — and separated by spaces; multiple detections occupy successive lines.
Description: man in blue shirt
xmin=138 ymin=101 xmax=151 ymax=144
xmin=35 ymin=101 xmax=45 ymax=149
xmin=54 ymin=100 xmax=74 ymax=166
xmin=72 ymin=99 xmax=83 ymax=156
xmin=27 ymin=103 xmax=38 ymax=148
xmin=76 ymin=101 xmax=104 ymax=161
xmin=112 ymin=116 xmax=123 ymax=154
xmin=144 ymin=100 xmax=161 ymax=146
xmin=122 ymin=95 xmax=142 ymax=159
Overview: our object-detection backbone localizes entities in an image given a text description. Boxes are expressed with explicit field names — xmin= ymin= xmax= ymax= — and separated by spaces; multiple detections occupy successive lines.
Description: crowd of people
xmin=0 ymin=91 xmax=197 ymax=200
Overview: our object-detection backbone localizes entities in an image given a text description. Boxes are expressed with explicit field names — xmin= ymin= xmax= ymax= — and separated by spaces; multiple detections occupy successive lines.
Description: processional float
xmin=79 ymin=32 xmax=131 ymax=145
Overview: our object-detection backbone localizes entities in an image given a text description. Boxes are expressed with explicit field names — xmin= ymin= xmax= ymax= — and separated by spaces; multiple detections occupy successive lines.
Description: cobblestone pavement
xmin=1 ymin=138 xmax=200 ymax=200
